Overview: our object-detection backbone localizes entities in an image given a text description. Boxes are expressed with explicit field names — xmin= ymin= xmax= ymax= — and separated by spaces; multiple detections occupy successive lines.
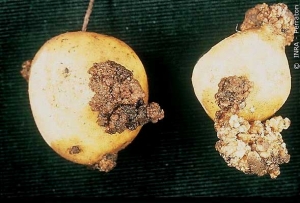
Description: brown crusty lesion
xmin=20 ymin=60 xmax=32 ymax=82
xmin=92 ymin=153 xmax=118 ymax=172
xmin=88 ymin=60 xmax=164 ymax=134
xmin=69 ymin=145 xmax=81 ymax=154
xmin=214 ymin=75 xmax=290 ymax=179
xmin=240 ymin=3 xmax=295 ymax=46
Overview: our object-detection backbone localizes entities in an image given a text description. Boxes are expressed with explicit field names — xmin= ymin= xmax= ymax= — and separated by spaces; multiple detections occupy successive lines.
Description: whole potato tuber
xmin=191 ymin=3 xmax=295 ymax=178
xmin=28 ymin=31 xmax=164 ymax=172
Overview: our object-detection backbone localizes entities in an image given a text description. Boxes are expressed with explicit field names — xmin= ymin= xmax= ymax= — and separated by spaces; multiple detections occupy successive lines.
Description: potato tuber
xmin=26 ymin=31 xmax=164 ymax=172
xmin=191 ymin=3 xmax=295 ymax=178
xmin=22 ymin=1 xmax=164 ymax=172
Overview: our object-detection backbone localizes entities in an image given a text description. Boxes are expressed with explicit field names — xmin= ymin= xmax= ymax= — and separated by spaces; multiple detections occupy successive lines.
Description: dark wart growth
xmin=215 ymin=76 xmax=253 ymax=113
xmin=214 ymin=76 xmax=253 ymax=129
xmin=69 ymin=145 xmax=81 ymax=154
xmin=89 ymin=60 xmax=164 ymax=134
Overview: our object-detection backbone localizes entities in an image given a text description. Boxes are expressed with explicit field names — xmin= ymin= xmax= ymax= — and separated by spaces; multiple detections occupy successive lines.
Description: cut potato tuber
xmin=26 ymin=31 xmax=164 ymax=172
xmin=191 ymin=3 xmax=294 ymax=178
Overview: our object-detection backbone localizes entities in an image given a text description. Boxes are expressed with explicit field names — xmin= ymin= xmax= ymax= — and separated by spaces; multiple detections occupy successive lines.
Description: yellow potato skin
xmin=192 ymin=26 xmax=291 ymax=121
xmin=29 ymin=31 xmax=148 ymax=165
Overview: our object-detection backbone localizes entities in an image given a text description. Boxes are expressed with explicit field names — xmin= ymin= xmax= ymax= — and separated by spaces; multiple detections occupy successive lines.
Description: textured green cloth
xmin=1 ymin=0 xmax=299 ymax=197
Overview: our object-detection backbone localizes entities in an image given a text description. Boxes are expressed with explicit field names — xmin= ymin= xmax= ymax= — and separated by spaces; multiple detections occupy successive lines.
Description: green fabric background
xmin=1 ymin=0 xmax=299 ymax=197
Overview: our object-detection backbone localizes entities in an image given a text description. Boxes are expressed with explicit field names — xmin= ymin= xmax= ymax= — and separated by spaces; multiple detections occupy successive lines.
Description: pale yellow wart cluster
xmin=215 ymin=114 xmax=290 ymax=179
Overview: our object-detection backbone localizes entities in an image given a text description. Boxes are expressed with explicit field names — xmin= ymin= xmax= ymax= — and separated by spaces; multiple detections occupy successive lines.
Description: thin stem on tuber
xmin=82 ymin=0 xmax=95 ymax=31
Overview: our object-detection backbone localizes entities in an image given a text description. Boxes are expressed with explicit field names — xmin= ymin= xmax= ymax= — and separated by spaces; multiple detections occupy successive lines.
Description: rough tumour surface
xmin=92 ymin=153 xmax=118 ymax=172
xmin=214 ymin=76 xmax=290 ymax=179
xmin=89 ymin=60 xmax=164 ymax=134
xmin=20 ymin=60 xmax=32 ymax=82
xmin=240 ymin=3 xmax=295 ymax=46
xmin=69 ymin=145 xmax=81 ymax=155
xmin=215 ymin=76 xmax=253 ymax=111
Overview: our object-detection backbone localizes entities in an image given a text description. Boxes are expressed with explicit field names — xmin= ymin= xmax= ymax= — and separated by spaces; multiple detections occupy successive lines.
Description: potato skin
xmin=192 ymin=26 xmax=291 ymax=121
xmin=29 ymin=31 xmax=148 ymax=165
